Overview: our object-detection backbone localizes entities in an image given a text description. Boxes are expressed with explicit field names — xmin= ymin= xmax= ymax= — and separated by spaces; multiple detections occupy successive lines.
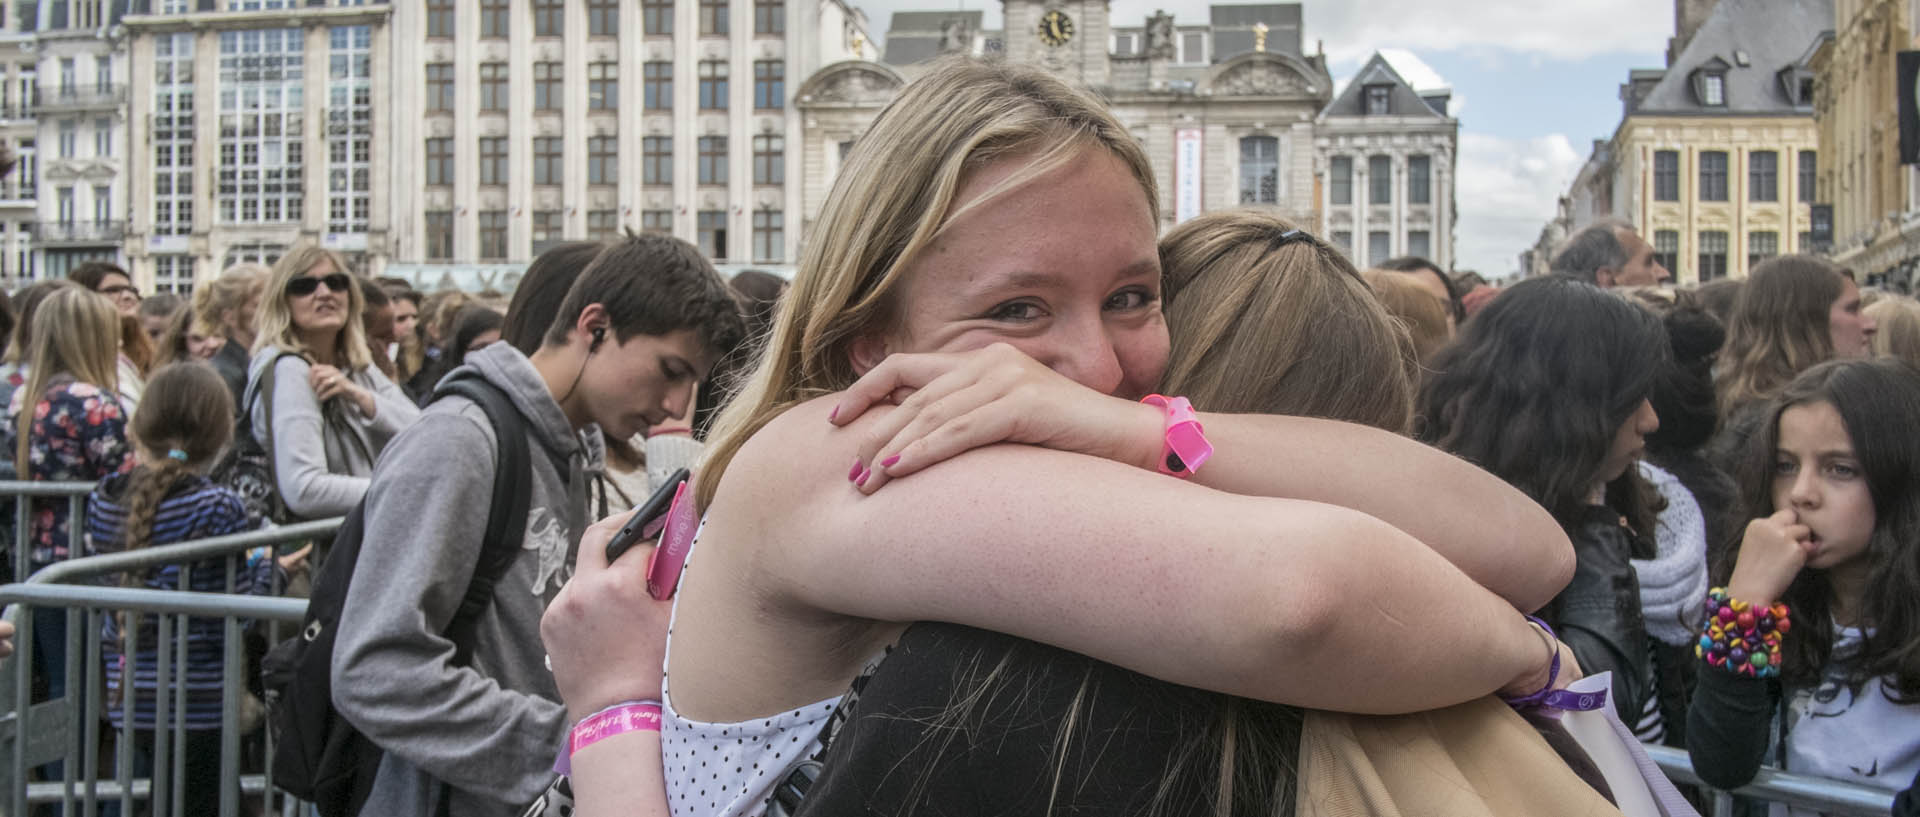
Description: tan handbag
xmin=1296 ymin=696 xmax=1627 ymax=817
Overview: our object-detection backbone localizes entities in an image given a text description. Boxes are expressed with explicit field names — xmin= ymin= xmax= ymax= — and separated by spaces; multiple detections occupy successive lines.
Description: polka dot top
xmin=660 ymin=523 xmax=845 ymax=817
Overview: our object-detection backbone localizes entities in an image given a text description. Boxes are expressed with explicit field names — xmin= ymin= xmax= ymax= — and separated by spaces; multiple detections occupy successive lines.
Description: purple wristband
xmin=1501 ymin=616 xmax=1607 ymax=713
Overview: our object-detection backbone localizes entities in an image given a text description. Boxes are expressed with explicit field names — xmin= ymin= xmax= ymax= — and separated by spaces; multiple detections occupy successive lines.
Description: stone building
xmin=0 ymin=6 xmax=38 ymax=286
xmin=1810 ymin=0 xmax=1919 ymax=286
xmin=1313 ymin=51 xmax=1457 ymax=269
xmin=27 ymin=0 xmax=128 ymax=283
xmin=118 ymin=0 xmax=869 ymax=293
xmin=796 ymin=1 xmax=1334 ymax=241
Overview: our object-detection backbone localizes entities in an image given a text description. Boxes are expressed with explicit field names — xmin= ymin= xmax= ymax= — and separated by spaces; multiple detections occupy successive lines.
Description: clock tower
xmin=1001 ymin=0 xmax=1112 ymax=87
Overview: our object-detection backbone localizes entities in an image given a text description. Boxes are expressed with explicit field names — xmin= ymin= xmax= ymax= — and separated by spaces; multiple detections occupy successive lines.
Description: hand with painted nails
xmin=830 ymin=344 xmax=1164 ymax=493
xmin=1726 ymin=509 xmax=1815 ymax=609
xmin=542 ymin=509 xmax=673 ymax=723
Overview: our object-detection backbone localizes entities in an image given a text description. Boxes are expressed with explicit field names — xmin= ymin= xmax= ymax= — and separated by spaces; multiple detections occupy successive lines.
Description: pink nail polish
xmin=880 ymin=454 xmax=901 ymax=468
xmin=829 ymin=405 xmax=839 ymax=423
xmin=856 ymin=468 xmax=871 ymax=487
xmin=848 ymin=458 xmax=863 ymax=481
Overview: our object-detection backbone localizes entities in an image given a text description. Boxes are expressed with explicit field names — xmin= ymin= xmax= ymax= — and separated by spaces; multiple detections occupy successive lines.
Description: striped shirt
xmin=85 ymin=471 xmax=270 ymax=730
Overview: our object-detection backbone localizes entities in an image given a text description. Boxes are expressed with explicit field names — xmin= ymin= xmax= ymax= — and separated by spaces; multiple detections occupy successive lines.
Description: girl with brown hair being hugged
xmin=84 ymin=363 xmax=308 ymax=815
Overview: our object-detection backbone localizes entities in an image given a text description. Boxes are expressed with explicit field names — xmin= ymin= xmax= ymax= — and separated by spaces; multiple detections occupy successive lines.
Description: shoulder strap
xmin=433 ymin=374 xmax=538 ymax=667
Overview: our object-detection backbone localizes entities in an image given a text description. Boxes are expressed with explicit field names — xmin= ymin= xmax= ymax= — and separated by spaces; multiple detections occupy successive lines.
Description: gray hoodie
xmin=331 ymin=342 xmax=602 ymax=817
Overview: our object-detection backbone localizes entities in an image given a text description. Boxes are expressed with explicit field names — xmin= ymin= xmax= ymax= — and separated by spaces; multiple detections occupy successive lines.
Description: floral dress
xmin=1 ymin=376 xmax=135 ymax=570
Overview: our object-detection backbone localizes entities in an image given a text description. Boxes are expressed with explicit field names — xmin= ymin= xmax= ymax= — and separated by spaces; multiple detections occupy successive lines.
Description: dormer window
xmin=1365 ymin=84 xmax=1390 ymax=115
xmin=1691 ymin=58 xmax=1731 ymax=107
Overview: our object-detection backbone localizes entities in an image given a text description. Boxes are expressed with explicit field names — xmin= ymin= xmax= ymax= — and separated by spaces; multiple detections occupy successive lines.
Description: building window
xmin=59 ymin=120 xmax=75 ymax=157
xmin=326 ymin=25 xmax=372 ymax=235
xmin=59 ymin=57 xmax=74 ymax=97
xmin=1408 ymin=154 xmax=1431 ymax=205
xmin=642 ymin=210 xmax=672 ymax=233
xmin=1367 ymin=231 xmax=1390 ymax=265
xmin=589 ymin=62 xmax=618 ymax=110
xmin=480 ymin=0 xmax=509 ymax=38
xmin=753 ymin=135 xmax=783 ymax=184
xmin=1178 ymin=30 xmax=1205 ymax=64
xmin=479 ymin=137 xmax=508 ymax=186
xmin=427 ymin=0 xmax=454 ymax=38
xmin=1407 ymin=231 xmax=1430 ymax=259
xmin=1700 ymin=73 xmax=1725 ymax=106
xmin=426 ymin=210 xmax=453 ymax=259
xmin=588 ymin=209 xmax=620 ymax=239
xmin=1698 ymin=230 xmax=1729 ymax=282
xmin=756 ymin=0 xmax=784 ymax=34
xmin=1238 ymin=136 xmax=1278 ymax=205
xmin=426 ymin=63 xmax=454 ymax=111
xmin=1368 ymin=155 xmax=1391 ymax=205
xmin=480 ymin=62 xmax=510 ymax=112
xmin=1653 ymin=150 xmax=1679 ymax=202
xmin=533 ymin=136 xmax=562 ymax=185
xmin=753 ymin=210 xmax=783 ymax=262
xmin=645 ymin=62 xmax=673 ymax=110
xmin=93 ymin=184 xmax=111 ymax=223
xmin=754 ymin=60 xmax=784 ymax=109
xmin=534 ymin=0 xmax=564 ymax=36
xmin=1332 ymin=230 xmax=1353 ymax=256
xmin=698 ymin=210 xmax=727 ymax=258
xmin=217 ymin=28 xmax=305 ymax=224
xmin=1699 ymin=151 xmax=1728 ymax=202
xmin=589 ymin=0 xmax=620 ymax=35
xmin=95 ymin=55 xmax=111 ymax=94
xmin=479 ymin=210 xmax=508 ymax=260
xmin=1744 ymin=150 xmax=1777 ymax=202
xmin=152 ymin=33 xmax=195 ymax=238
xmin=1364 ymin=85 xmax=1389 ymax=115
xmin=426 ymin=138 xmax=453 ymax=185
xmin=589 ymin=135 xmax=618 ymax=185
xmin=221 ymin=242 xmax=285 ymax=270
xmin=701 ymin=0 xmax=728 ymax=34
xmin=1798 ymin=150 xmax=1816 ymax=203
xmin=699 ymin=61 xmax=728 ymax=109
xmin=93 ymin=117 xmax=111 ymax=157
xmin=644 ymin=0 xmax=673 ymax=34
xmin=532 ymin=209 xmax=564 ymax=249
xmin=532 ymin=62 xmax=563 ymax=111
xmin=152 ymin=254 xmax=194 ymax=295
xmin=644 ymin=136 xmax=672 ymax=184
xmin=1653 ymin=229 xmax=1679 ymax=274
xmin=1749 ymin=231 xmax=1779 ymax=268
xmin=1330 ymin=156 xmax=1352 ymax=205
xmin=699 ymin=136 xmax=727 ymax=184
xmin=56 ymin=186 xmax=74 ymax=223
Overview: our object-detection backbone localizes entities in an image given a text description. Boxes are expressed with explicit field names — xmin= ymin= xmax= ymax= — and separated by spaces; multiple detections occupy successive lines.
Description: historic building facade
xmin=1314 ymin=52 xmax=1457 ymax=269
xmin=1811 ymin=0 xmax=1919 ymax=285
xmin=29 ymin=0 xmax=127 ymax=283
xmin=797 ymin=2 xmax=1335 ymax=242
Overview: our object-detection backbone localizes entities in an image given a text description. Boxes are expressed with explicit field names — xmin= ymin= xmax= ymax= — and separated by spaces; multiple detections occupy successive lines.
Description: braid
xmin=118 ymin=458 xmax=194 ymax=565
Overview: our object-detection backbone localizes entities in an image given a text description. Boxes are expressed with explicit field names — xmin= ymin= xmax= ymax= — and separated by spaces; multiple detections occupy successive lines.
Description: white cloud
xmin=849 ymin=0 xmax=1671 ymax=61
xmin=1453 ymin=131 xmax=1585 ymax=277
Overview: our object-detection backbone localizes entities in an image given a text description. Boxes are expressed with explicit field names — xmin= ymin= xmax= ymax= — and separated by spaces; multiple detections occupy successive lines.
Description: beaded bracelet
xmin=1695 ymin=587 xmax=1791 ymax=679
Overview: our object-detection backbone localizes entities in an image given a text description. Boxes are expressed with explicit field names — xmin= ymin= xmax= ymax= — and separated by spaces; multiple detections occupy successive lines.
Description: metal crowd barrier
xmin=0 ymin=517 xmax=341 ymax=817
xmin=1645 ymin=744 xmax=1898 ymax=817
xmin=0 ymin=481 xmax=96 ymax=583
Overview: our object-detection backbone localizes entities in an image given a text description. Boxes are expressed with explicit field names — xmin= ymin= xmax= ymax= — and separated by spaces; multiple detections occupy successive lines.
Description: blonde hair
xmin=251 ymin=243 xmax=372 ymax=371
xmin=16 ymin=288 xmax=122 ymax=467
xmin=696 ymin=56 xmax=1158 ymax=510
xmin=1361 ymin=269 xmax=1451 ymax=378
xmin=1868 ymin=295 xmax=1920 ymax=366
xmin=206 ymin=263 xmax=267 ymax=336
xmin=1718 ymin=255 xmax=1850 ymax=416
xmin=1160 ymin=213 xmax=1414 ymax=434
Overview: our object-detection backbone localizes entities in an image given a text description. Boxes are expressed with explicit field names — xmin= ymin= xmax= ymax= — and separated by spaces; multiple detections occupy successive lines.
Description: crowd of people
xmin=0 ymin=54 xmax=1912 ymax=817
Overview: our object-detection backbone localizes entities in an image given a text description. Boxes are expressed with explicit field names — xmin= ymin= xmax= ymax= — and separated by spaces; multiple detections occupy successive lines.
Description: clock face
xmin=1038 ymin=9 xmax=1074 ymax=47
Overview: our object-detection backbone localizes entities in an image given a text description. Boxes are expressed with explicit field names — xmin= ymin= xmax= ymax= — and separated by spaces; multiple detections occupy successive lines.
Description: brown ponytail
xmin=117 ymin=363 xmax=235 ymax=557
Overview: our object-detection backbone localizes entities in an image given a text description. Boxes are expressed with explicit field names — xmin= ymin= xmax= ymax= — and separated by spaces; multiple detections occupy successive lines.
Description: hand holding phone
xmin=605 ymin=468 xmax=689 ymax=564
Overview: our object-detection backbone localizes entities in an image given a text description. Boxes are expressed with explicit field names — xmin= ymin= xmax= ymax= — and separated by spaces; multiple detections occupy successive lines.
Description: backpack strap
xmin=431 ymin=374 xmax=539 ymax=666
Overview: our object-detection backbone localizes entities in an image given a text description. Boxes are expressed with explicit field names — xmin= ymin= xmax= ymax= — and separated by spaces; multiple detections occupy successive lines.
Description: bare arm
xmin=718 ymin=399 xmax=1556 ymax=715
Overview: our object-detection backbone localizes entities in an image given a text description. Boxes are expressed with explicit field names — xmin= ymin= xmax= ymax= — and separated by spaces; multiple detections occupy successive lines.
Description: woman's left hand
xmin=829 ymin=343 xmax=1163 ymax=494
xmin=542 ymin=510 xmax=674 ymax=723
xmin=310 ymin=364 xmax=377 ymax=418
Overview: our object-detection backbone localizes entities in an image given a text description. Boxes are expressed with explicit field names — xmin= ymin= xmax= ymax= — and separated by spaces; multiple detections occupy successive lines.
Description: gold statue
xmin=852 ymin=29 xmax=866 ymax=59
xmin=1253 ymin=21 xmax=1268 ymax=53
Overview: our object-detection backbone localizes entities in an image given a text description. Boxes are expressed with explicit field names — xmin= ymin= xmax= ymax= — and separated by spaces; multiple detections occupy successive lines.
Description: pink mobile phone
xmin=644 ymin=479 xmax=697 ymax=600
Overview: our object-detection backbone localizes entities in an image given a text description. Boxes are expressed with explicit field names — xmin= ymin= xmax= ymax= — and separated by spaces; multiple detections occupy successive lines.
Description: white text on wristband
xmin=554 ymin=702 xmax=662 ymax=775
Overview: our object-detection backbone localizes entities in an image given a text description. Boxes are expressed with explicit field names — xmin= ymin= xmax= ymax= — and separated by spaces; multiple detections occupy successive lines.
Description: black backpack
xmin=261 ymin=373 xmax=548 ymax=817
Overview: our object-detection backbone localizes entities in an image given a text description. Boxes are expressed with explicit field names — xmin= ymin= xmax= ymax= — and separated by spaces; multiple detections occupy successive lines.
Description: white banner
xmin=1175 ymin=128 xmax=1203 ymax=224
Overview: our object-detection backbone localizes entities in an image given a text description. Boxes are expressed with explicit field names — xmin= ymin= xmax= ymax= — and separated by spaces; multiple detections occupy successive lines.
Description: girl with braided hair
xmin=83 ymin=363 xmax=309 ymax=815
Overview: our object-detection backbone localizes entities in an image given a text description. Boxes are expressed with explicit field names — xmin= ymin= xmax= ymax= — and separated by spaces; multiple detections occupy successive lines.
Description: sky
xmin=843 ymin=0 xmax=1677 ymax=276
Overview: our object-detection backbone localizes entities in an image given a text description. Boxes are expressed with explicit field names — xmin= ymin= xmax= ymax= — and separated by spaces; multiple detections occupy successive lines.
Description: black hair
xmin=1645 ymin=292 xmax=1726 ymax=456
xmin=1376 ymin=255 xmax=1463 ymax=323
xmin=446 ymin=306 xmax=505 ymax=372
xmin=1727 ymin=359 xmax=1920 ymax=700
xmin=68 ymin=261 xmax=131 ymax=292
xmin=1417 ymin=276 xmax=1669 ymax=528
xmin=541 ymin=235 xmax=743 ymax=362
xmin=359 ymin=278 xmax=391 ymax=308
xmin=505 ymin=242 xmax=604 ymax=355
xmin=692 ymin=269 xmax=787 ymax=438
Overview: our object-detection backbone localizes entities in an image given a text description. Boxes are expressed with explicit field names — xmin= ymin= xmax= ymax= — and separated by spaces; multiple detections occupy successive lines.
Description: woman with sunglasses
xmin=248 ymin=244 xmax=418 ymax=520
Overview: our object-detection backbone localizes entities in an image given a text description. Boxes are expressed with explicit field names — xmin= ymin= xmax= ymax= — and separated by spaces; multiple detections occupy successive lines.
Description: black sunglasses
xmin=286 ymin=272 xmax=353 ymax=298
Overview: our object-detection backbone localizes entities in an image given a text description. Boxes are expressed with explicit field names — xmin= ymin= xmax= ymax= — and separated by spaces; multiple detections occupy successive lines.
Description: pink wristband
xmin=553 ymin=701 xmax=662 ymax=775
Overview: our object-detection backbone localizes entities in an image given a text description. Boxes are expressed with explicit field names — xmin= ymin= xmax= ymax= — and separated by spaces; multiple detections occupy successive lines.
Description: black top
xmin=793 ymin=622 xmax=1294 ymax=817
